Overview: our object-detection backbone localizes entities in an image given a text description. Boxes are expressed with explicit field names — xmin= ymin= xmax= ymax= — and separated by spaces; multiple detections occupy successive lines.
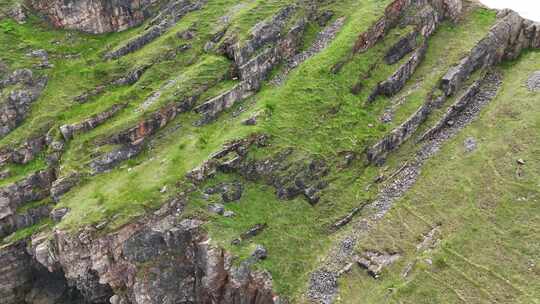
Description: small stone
xmin=517 ymin=159 xmax=526 ymax=165
xmin=110 ymin=295 xmax=121 ymax=304
xmin=252 ymin=245 xmax=268 ymax=260
xmin=221 ymin=182 xmax=243 ymax=202
xmin=208 ymin=203 xmax=225 ymax=215
xmin=50 ymin=207 xmax=70 ymax=222
xmin=447 ymin=120 xmax=455 ymax=126
xmin=368 ymin=123 xmax=374 ymax=128
xmin=242 ymin=115 xmax=258 ymax=126
xmin=95 ymin=221 xmax=108 ymax=230
xmin=9 ymin=4 xmax=27 ymax=24
xmin=0 ymin=169 xmax=11 ymax=179
xmin=527 ymin=71 xmax=540 ymax=91
xmin=464 ymin=137 xmax=477 ymax=152
xmin=223 ymin=210 xmax=235 ymax=217
xmin=160 ymin=186 xmax=168 ymax=193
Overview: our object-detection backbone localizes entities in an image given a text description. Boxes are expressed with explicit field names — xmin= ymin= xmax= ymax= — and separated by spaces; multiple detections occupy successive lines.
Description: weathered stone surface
xmin=420 ymin=77 xmax=482 ymax=140
xmin=272 ymin=17 xmax=346 ymax=86
xmin=441 ymin=11 xmax=540 ymax=96
xmin=50 ymin=207 xmax=70 ymax=222
xmin=356 ymin=251 xmax=401 ymax=278
xmin=28 ymin=0 xmax=161 ymax=34
xmin=368 ymin=42 xmax=428 ymax=102
xmin=26 ymin=198 xmax=278 ymax=304
xmin=0 ymin=169 xmax=55 ymax=227
xmin=89 ymin=144 xmax=144 ymax=174
xmin=104 ymin=0 xmax=206 ymax=59
xmin=195 ymin=7 xmax=306 ymax=125
xmin=204 ymin=181 xmax=244 ymax=203
xmin=8 ymin=4 xmax=27 ymax=24
xmin=367 ymin=9 xmax=539 ymax=165
xmin=50 ymin=174 xmax=81 ymax=202
xmin=527 ymin=71 xmax=540 ymax=91
xmin=111 ymin=65 xmax=150 ymax=86
xmin=0 ymin=69 xmax=47 ymax=139
xmin=222 ymin=6 xmax=296 ymax=66
xmin=352 ymin=0 xmax=460 ymax=55
xmin=0 ymin=135 xmax=47 ymax=166
xmin=384 ymin=31 xmax=419 ymax=64
xmin=109 ymin=96 xmax=197 ymax=146
xmin=60 ymin=104 xmax=127 ymax=141
xmin=0 ymin=205 xmax=51 ymax=239
xmin=0 ymin=242 xmax=33 ymax=304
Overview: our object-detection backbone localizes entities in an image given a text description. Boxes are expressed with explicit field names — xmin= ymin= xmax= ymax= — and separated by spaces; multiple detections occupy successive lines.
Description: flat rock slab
xmin=527 ymin=71 xmax=540 ymax=92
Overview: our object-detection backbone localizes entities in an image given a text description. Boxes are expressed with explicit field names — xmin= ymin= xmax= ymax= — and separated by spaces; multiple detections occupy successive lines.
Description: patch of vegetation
xmin=338 ymin=50 xmax=540 ymax=304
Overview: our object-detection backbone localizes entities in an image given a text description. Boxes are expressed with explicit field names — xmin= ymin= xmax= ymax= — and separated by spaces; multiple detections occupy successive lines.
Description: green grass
xmin=1 ymin=218 xmax=53 ymax=246
xmin=1 ymin=1 xmax=538 ymax=303
xmin=338 ymin=50 xmax=540 ymax=304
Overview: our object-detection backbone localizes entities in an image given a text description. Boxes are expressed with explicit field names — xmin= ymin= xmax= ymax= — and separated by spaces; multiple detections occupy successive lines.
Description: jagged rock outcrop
xmin=272 ymin=16 xmax=346 ymax=85
xmin=367 ymin=10 xmax=540 ymax=164
xmin=25 ymin=197 xmax=279 ymax=304
xmin=0 ymin=136 xmax=46 ymax=166
xmin=0 ymin=238 xmax=86 ymax=304
xmin=195 ymin=7 xmax=306 ymax=124
xmin=28 ymin=0 xmax=162 ymax=34
xmin=368 ymin=42 xmax=428 ymax=102
xmin=0 ymin=169 xmax=56 ymax=238
xmin=0 ymin=242 xmax=33 ymax=303
xmin=0 ymin=69 xmax=47 ymax=138
xmin=104 ymin=0 xmax=206 ymax=59
xmin=187 ymin=134 xmax=329 ymax=204
xmin=352 ymin=0 xmax=461 ymax=55
xmin=441 ymin=9 xmax=540 ymax=96
xmin=60 ymin=104 xmax=127 ymax=141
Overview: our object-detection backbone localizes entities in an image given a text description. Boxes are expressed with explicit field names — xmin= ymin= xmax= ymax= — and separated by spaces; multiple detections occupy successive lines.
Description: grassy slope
xmin=338 ymin=51 xmax=540 ymax=304
xmin=1 ymin=0 xmax=538 ymax=303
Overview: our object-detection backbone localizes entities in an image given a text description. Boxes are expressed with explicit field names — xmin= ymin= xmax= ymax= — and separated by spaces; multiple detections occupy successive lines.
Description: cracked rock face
xmin=22 ymin=198 xmax=279 ymax=304
xmin=28 ymin=0 xmax=162 ymax=34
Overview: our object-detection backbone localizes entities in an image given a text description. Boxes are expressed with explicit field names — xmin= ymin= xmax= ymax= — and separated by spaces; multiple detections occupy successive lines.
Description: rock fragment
xmin=527 ymin=71 xmax=540 ymax=91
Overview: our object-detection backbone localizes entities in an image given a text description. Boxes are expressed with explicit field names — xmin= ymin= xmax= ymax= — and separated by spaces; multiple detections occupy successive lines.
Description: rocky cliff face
xmin=22 ymin=197 xmax=278 ymax=304
xmin=27 ymin=0 xmax=161 ymax=33
xmin=1 ymin=0 xmax=539 ymax=303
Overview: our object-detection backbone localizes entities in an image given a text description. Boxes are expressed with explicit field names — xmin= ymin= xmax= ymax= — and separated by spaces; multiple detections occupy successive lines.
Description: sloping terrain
xmin=0 ymin=0 xmax=538 ymax=303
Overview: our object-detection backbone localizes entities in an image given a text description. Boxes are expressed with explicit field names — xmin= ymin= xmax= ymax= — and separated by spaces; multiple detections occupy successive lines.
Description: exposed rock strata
xmin=188 ymin=135 xmax=329 ymax=204
xmin=0 ymin=169 xmax=56 ymax=238
xmin=0 ymin=242 xmax=33 ymax=303
xmin=368 ymin=42 xmax=428 ymax=103
xmin=384 ymin=31 xmax=419 ymax=64
xmin=308 ymin=71 xmax=502 ymax=303
xmin=195 ymin=7 xmax=306 ymax=124
xmin=527 ymin=71 xmax=540 ymax=91
xmin=60 ymin=104 xmax=127 ymax=141
xmin=0 ymin=69 xmax=47 ymax=138
xmin=104 ymin=0 xmax=206 ymax=59
xmin=367 ymin=11 xmax=540 ymax=164
xmin=28 ymin=0 xmax=162 ymax=34
xmin=22 ymin=197 xmax=279 ymax=304
xmin=0 ymin=136 xmax=46 ymax=166
xmin=356 ymin=251 xmax=401 ymax=278
xmin=352 ymin=0 xmax=461 ymax=55
xmin=272 ymin=17 xmax=346 ymax=86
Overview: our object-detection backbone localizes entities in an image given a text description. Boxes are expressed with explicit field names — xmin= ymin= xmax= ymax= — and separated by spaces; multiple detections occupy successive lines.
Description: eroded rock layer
xmin=28 ymin=0 xmax=161 ymax=34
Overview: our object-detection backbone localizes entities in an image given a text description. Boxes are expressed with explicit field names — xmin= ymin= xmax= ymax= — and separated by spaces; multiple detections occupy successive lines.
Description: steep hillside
xmin=0 ymin=0 xmax=538 ymax=303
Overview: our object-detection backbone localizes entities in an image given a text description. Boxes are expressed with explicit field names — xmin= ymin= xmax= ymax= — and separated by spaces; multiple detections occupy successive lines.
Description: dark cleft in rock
xmin=384 ymin=31 xmax=419 ymax=64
